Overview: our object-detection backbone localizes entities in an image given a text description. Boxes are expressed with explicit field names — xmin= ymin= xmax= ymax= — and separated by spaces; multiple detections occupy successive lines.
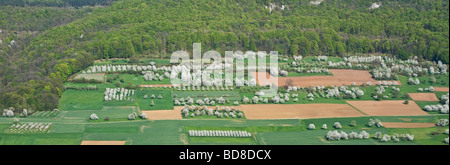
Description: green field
xmin=30 ymin=58 xmax=450 ymax=145
xmin=59 ymin=90 xmax=105 ymax=111
xmin=173 ymin=91 xmax=241 ymax=102
xmin=108 ymin=74 xmax=172 ymax=86
xmin=398 ymin=75 xmax=449 ymax=87
xmin=1 ymin=115 xmax=448 ymax=145
xmin=136 ymin=89 xmax=174 ymax=110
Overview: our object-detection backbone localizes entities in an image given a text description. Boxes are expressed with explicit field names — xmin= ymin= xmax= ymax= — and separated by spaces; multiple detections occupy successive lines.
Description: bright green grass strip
xmin=398 ymin=75 xmax=449 ymax=87
xmin=84 ymin=125 xmax=140 ymax=134
xmin=0 ymin=133 xmax=83 ymax=145
xmin=373 ymin=115 xmax=438 ymax=123
xmin=58 ymin=90 xmax=104 ymax=110
xmin=286 ymin=72 xmax=332 ymax=77
xmin=386 ymin=127 xmax=449 ymax=145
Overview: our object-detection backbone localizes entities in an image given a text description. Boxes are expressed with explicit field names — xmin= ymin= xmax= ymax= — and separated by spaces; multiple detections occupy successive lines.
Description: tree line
xmin=0 ymin=0 xmax=118 ymax=7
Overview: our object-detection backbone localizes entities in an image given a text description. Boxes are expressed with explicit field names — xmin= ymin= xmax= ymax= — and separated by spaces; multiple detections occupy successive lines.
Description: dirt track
xmin=239 ymin=104 xmax=365 ymax=119
xmin=80 ymin=141 xmax=126 ymax=145
xmin=382 ymin=122 xmax=436 ymax=128
xmin=346 ymin=100 xmax=428 ymax=116
xmin=408 ymin=93 xmax=439 ymax=101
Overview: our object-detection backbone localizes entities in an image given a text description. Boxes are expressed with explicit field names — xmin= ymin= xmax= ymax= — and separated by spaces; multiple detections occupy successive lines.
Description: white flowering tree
xmin=326 ymin=131 xmax=342 ymax=141
xmin=90 ymin=113 xmax=99 ymax=120
xmin=22 ymin=109 xmax=28 ymax=117
xmin=128 ymin=113 xmax=136 ymax=120
xmin=375 ymin=132 xmax=382 ymax=139
xmin=308 ymin=123 xmax=316 ymax=130
xmin=334 ymin=122 xmax=342 ymax=129
xmin=6 ymin=110 xmax=14 ymax=117
xmin=437 ymin=119 xmax=449 ymax=127
xmin=139 ymin=113 xmax=147 ymax=119
xmin=380 ymin=134 xmax=391 ymax=142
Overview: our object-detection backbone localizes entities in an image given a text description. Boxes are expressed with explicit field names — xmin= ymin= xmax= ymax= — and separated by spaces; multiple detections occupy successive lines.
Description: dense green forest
xmin=0 ymin=0 xmax=448 ymax=111
xmin=0 ymin=0 xmax=118 ymax=7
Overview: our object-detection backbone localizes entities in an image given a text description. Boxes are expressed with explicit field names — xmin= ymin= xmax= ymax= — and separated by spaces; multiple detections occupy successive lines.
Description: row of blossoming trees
xmin=3 ymin=122 xmax=52 ymax=134
xmin=188 ymin=130 xmax=252 ymax=137
xmin=423 ymin=93 xmax=449 ymax=114
xmin=181 ymin=106 xmax=244 ymax=119
xmin=104 ymin=88 xmax=136 ymax=102
xmin=84 ymin=55 xmax=447 ymax=89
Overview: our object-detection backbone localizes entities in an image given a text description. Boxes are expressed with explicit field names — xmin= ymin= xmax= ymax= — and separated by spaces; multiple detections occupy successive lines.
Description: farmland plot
xmin=73 ymin=73 xmax=105 ymax=82
xmin=240 ymin=104 xmax=365 ymax=119
xmin=346 ymin=100 xmax=429 ymax=116
xmin=408 ymin=93 xmax=440 ymax=101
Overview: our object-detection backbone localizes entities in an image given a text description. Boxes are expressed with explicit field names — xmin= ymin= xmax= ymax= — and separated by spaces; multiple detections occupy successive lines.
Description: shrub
xmin=350 ymin=120 xmax=356 ymax=127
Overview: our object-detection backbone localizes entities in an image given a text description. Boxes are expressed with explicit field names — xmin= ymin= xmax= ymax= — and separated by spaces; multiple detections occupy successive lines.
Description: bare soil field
xmin=329 ymin=69 xmax=401 ymax=86
xmin=346 ymin=100 xmax=429 ymax=116
xmin=252 ymin=72 xmax=342 ymax=87
xmin=80 ymin=141 xmax=126 ymax=145
xmin=408 ymin=93 xmax=440 ymax=101
xmin=382 ymin=122 xmax=436 ymax=128
xmin=142 ymin=108 xmax=182 ymax=120
xmin=434 ymin=87 xmax=449 ymax=92
xmin=329 ymin=69 xmax=376 ymax=85
xmin=252 ymin=69 xmax=401 ymax=87
xmin=239 ymin=104 xmax=365 ymax=119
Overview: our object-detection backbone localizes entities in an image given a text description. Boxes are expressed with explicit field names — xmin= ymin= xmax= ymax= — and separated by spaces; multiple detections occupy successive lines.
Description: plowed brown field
xmin=346 ymin=100 xmax=428 ymax=116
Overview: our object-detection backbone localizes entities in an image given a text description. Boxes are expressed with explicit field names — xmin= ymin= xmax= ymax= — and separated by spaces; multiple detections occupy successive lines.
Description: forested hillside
xmin=0 ymin=0 xmax=448 ymax=111
xmin=0 ymin=0 xmax=117 ymax=7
